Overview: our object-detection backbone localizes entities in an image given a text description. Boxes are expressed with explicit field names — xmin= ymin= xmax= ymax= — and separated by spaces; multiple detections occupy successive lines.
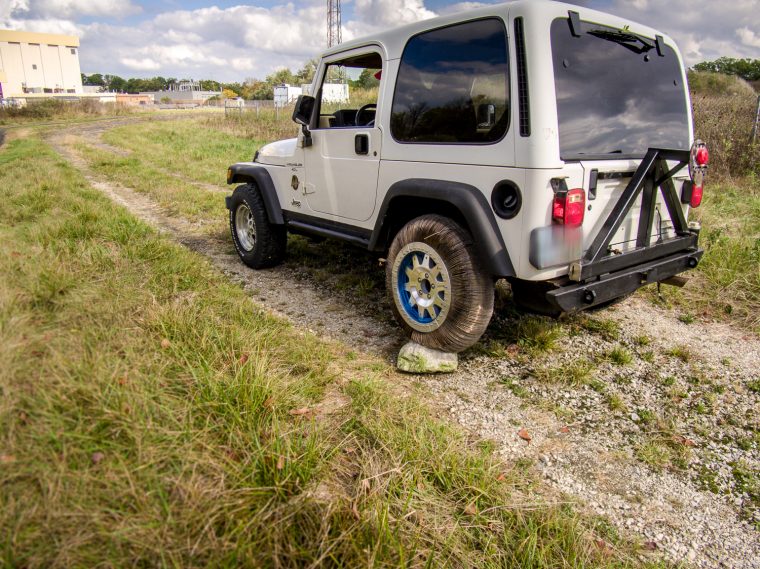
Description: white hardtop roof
xmin=321 ymin=0 xmax=675 ymax=61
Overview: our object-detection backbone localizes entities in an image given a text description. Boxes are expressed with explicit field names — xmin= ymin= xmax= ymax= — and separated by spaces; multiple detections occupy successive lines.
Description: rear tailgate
xmin=544 ymin=148 xmax=702 ymax=312
xmin=580 ymin=158 xmax=688 ymax=255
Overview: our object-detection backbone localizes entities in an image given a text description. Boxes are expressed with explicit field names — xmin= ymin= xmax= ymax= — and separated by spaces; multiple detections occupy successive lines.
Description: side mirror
xmin=292 ymin=95 xmax=315 ymax=147
xmin=292 ymin=95 xmax=315 ymax=126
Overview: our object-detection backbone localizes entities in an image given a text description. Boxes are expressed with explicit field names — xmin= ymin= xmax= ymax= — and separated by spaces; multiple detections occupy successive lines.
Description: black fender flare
xmin=225 ymin=163 xmax=284 ymax=225
xmin=369 ymin=179 xmax=515 ymax=278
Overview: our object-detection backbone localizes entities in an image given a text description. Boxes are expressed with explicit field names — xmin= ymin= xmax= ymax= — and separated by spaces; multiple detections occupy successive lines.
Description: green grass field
xmin=0 ymin=131 xmax=666 ymax=566
xmin=2 ymin=81 xmax=756 ymax=564
xmin=688 ymin=177 xmax=760 ymax=330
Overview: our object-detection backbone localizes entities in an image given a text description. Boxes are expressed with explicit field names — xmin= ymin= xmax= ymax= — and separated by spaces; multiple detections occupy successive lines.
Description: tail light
xmin=689 ymin=184 xmax=703 ymax=208
xmin=695 ymin=146 xmax=709 ymax=166
xmin=553 ymin=188 xmax=586 ymax=226
xmin=687 ymin=139 xmax=708 ymax=208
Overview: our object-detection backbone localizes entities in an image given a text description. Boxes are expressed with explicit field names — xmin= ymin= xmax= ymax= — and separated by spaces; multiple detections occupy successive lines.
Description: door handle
xmin=588 ymin=168 xmax=598 ymax=200
xmin=354 ymin=133 xmax=369 ymax=155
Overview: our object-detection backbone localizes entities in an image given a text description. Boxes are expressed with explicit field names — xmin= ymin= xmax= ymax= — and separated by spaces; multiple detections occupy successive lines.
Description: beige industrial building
xmin=0 ymin=29 xmax=83 ymax=99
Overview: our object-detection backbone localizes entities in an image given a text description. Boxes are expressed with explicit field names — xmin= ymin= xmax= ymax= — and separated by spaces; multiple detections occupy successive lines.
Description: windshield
xmin=550 ymin=17 xmax=690 ymax=159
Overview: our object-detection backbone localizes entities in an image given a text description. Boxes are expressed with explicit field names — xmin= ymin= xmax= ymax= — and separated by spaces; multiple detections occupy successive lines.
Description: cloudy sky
xmin=1 ymin=0 xmax=758 ymax=82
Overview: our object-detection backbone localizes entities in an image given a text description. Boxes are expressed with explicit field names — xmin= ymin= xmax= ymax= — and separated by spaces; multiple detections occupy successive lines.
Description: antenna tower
xmin=327 ymin=0 xmax=342 ymax=47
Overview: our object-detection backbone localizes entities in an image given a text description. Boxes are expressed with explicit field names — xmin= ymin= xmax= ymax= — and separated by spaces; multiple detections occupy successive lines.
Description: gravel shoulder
xmin=426 ymin=296 xmax=759 ymax=568
xmin=48 ymin=118 xmax=759 ymax=568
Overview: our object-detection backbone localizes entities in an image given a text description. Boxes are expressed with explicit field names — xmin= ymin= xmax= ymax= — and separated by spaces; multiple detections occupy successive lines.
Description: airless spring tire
xmin=386 ymin=214 xmax=494 ymax=353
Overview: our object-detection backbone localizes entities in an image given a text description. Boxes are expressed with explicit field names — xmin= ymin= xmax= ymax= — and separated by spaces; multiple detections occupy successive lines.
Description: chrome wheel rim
xmin=392 ymin=242 xmax=451 ymax=332
xmin=235 ymin=204 xmax=256 ymax=252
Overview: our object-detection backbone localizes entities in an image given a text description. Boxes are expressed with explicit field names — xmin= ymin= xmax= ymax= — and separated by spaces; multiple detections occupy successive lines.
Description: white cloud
xmin=343 ymin=0 xmax=437 ymax=42
xmin=0 ymin=0 xmax=29 ymax=21
xmin=121 ymin=57 xmax=160 ymax=71
xmin=40 ymin=0 xmax=141 ymax=18
xmin=1 ymin=0 xmax=140 ymax=20
xmin=737 ymin=27 xmax=760 ymax=49
xmin=3 ymin=0 xmax=758 ymax=82
xmin=353 ymin=0 xmax=435 ymax=28
xmin=438 ymin=3 xmax=491 ymax=16
xmin=1 ymin=16 xmax=81 ymax=35
xmin=609 ymin=0 xmax=760 ymax=65
xmin=230 ymin=57 xmax=255 ymax=72
xmin=72 ymin=3 xmax=330 ymax=81
xmin=163 ymin=29 xmax=203 ymax=44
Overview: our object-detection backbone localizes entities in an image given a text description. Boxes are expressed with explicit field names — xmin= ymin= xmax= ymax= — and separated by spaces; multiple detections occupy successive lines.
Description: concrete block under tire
xmin=397 ymin=341 xmax=458 ymax=374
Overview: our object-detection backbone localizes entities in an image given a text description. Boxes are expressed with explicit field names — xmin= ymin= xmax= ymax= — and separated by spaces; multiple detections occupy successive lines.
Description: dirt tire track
xmin=47 ymin=119 xmax=760 ymax=568
xmin=47 ymin=125 xmax=404 ymax=356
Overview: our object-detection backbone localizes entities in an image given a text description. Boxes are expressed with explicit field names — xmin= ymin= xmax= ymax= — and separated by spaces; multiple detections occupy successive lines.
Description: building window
xmin=32 ymin=64 xmax=38 ymax=70
xmin=71 ymin=48 xmax=76 ymax=55
xmin=67 ymin=89 xmax=75 ymax=93
xmin=391 ymin=18 xmax=510 ymax=144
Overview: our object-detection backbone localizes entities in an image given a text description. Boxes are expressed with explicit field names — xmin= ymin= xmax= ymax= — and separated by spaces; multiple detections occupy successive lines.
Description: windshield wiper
xmin=587 ymin=28 xmax=655 ymax=55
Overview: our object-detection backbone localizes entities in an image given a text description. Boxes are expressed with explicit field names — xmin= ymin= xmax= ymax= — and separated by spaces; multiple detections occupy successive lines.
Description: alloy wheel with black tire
xmin=386 ymin=214 xmax=494 ymax=353
xmin=229 ymin=183 xmax=286 ymax=269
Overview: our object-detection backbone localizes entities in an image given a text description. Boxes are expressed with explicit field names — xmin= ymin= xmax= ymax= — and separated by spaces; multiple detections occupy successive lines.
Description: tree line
xmin=80 ymin=57 xmax=381 ymax=100
xmin=80 ymin=60 xmax=318 ymax=100
xmin=80 ymin=74 xmax=207 ymax=94
xmin=692 ymin=57 xmax=760 ymax=82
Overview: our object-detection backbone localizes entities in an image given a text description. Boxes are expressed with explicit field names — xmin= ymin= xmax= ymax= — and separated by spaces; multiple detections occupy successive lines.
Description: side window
xmin=317 ymin=52 xmax=382 ymax=129
xmin=391 ymin=18 xmax=510 ymax=144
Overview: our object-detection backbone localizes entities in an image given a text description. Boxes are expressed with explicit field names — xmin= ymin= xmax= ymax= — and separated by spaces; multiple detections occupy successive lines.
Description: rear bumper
xmin=515 ymin=147 xmax=704 ymax=315
xmin=545 ymin=246 xmax=703 ymax=312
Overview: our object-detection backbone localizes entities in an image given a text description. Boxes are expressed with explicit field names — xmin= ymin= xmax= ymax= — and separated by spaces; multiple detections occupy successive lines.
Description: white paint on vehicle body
xmin=246 ymin=0 xmax=694 ymax=282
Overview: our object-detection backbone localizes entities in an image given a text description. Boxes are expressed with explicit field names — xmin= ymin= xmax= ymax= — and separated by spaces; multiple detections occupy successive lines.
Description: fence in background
xmin=216 ymin=99 xmax=296 ymax=119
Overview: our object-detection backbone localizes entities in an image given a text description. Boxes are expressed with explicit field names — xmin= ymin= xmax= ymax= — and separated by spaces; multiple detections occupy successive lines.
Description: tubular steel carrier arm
xmin=546 ymin=148 xmax=703 ymax=312
xmin=569 ymin=148 xmax=697 ymax=282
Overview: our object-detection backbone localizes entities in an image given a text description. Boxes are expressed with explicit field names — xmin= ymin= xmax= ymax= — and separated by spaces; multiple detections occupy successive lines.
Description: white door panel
xmin=304 ymin=127 xmax=381 ymax=221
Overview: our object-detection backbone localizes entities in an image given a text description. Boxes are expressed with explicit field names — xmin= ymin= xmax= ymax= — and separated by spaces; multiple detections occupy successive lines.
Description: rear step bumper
xmin=545 ymin=246 xmax=703 ymax=312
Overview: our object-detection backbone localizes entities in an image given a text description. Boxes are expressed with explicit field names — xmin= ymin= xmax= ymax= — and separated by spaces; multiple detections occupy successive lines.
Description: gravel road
xmin=48 ymin=117 xmax=759 ymax=568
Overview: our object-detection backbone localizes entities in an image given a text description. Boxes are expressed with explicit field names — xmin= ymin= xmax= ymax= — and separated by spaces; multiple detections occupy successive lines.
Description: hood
xmin=256 ymin=138 xmax=298 ymax=166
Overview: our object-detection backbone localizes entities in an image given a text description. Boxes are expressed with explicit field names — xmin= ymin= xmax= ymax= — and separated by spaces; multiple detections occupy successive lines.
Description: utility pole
xmin=327 ymin=0 xmax=342 ymax=48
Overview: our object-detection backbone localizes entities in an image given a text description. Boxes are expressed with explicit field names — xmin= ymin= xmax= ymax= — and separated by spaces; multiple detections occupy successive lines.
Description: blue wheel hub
xmin=392 ymin=242 xmax=451 ymax=332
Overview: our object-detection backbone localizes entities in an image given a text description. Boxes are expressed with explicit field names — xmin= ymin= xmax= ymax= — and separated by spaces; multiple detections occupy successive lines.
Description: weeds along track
xmin=48 ymin=118 xmax=760 ymax=568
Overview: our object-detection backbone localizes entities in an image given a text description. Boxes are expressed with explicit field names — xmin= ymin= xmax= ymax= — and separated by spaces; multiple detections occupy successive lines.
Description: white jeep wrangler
xmin=226 ymin=0 xmax=708 ymax=352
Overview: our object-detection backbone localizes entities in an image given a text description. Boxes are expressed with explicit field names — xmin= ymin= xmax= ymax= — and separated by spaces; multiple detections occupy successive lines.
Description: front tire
xmin=229 ymin=183 xmax=286 ymax=269
xmin=386 ymin=215 xmax=494 ymax=352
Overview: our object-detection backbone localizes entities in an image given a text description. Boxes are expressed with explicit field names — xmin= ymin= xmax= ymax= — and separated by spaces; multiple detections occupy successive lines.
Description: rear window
xmin=391 ymin=18 xmax=510 ymax=144
xmin=551 ymin=17 xmax=689 ymax=159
